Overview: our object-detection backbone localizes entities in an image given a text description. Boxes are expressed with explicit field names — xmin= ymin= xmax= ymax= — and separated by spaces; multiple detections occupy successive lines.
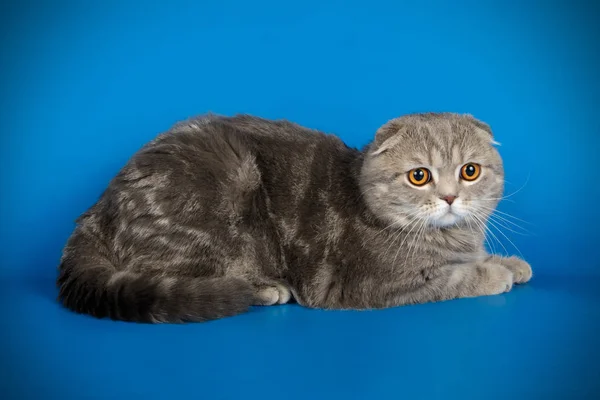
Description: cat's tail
xmin=56 ymin=233 xmax=255 ymax=323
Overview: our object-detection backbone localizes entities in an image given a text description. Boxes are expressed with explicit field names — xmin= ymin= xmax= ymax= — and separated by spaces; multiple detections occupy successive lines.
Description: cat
xmin=57 ymin=112 xmax=532 ymax=323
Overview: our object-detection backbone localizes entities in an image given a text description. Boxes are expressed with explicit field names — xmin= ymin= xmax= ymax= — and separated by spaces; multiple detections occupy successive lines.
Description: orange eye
xmin=461 ymin=163 xmax=481 ymax=181
xmin=407 ymin=168 xmax=431 ymax=186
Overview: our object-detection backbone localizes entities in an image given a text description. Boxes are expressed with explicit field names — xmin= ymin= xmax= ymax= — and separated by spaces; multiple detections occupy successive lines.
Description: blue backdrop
xmin=1 ymin=1 xmax=599 ymax=399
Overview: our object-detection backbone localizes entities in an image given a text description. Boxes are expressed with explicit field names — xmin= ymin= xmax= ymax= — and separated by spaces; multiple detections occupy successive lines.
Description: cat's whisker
xmin=404 ymin=215 xmax=428 ymax=264
xmin=501 ymin=173 xmax=531 ymax=200
xmin=473 ymin=212 xmax=511 ymax=257
xmin=390 ymin=211 xmax=426 ymax=264
xmin=484 ymin=214 xmax=531 ymax=236
xmin=480 ymin=198 xmax=516 ymax=204
xmin=486 ymin=212 xmax=531 ymax=231
xmin=361 ymin=220 xmax=401 ymax=255
xmin=470 ymin=206 xmax=531 ymax=235
xmin=464 ymin=216 xmax=486 ymax=248
xmin=471 ymin=210 xmax=508 ymax=256
xmin=467 ymin=215 xmax=496 ymax=255
xmin=379 ymin=223 xmax=410 ymax=259
xmin=413 ymin=217 xmax=429 ymax=257
xmin=365 ymin=208 xmax=424 ymax=258
xmin=351 ymin=217 xmax=407 ymax=263
xmin=399 ymin=219 xmax=421 ymax=264
xmin=475 ymin=204 xmax=533 ymax=226
xmin=464 ymin=215 xmax=476 ymax=234
xmin=486 ymin=216 xmax=529 ymax=237
xmin=387 ymin=209 xmax=426 ymax=264
xmin=484 ymin=216 xmax=525 ymax=259
xmin=372 ymin=220 xmax=403 ymax=240
xmin=477 ymin=174 xmax=530 ymax=204
xmin=478 ymin=196 xmax=517 ymax=203
xmin=381 ymin=210 xmax=423 ymax=263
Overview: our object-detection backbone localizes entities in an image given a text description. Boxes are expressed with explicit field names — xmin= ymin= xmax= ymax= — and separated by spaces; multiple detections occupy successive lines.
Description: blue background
xmin=1 ymin=0 xmax=599 ymax=399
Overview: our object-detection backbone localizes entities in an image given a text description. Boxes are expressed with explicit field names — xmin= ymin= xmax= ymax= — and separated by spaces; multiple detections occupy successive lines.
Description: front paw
xmin=474 ymin=263 xmax=514 ymax=296
xmin=492 ymin=256 xmax=532 ymax=284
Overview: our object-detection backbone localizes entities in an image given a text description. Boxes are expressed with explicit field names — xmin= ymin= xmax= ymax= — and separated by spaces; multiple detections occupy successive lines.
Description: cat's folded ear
xmin=371 ymin=120 xmax=406 ymax=156
xmin=463 ymin=114 xmax=501 ymax=146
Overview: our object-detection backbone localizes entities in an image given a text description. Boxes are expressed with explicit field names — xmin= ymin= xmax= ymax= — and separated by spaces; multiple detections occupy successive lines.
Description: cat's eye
xmin=407 ymin=168 xmax=431 ymax=186
xmin=460 ymin=163 xmax=481 ymax=181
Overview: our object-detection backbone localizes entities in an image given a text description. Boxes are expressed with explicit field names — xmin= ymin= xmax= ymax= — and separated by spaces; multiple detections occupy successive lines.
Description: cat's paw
xmin=491 ymin=256 xmax=532 ymax=284
xmin=475 ymin=263 xmax=514 ymax=296
xmin=255 ymin=284 xmax=291 ymax=306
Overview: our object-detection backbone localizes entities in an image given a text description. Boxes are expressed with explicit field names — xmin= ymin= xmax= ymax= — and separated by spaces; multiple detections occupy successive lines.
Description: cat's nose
xmin=441 ymin=195 xmax=457 ymax=205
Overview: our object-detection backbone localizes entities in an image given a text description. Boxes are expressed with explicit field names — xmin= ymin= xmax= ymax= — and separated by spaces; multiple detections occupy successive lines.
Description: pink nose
xmin=441 ymin=195 xmax=457 ymax=205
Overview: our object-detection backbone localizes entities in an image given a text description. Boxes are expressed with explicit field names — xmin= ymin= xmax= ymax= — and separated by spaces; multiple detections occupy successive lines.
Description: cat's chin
xmin=430 ymin=212 xmax=462 ymax=228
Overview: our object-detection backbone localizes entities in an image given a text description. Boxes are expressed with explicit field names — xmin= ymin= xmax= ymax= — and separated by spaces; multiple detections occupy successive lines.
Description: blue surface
xmin=1 ymin=1 xmax=599 ymax=399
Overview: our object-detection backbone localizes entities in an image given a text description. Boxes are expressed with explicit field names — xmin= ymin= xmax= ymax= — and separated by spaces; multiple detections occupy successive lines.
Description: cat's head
xmin=361 ymin=113 xmax=504 ymax=229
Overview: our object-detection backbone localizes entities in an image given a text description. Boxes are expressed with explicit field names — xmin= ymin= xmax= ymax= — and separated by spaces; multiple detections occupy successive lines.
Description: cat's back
xmin=164 ymin=114 xmax=324 ymax=144
xmin=135 ymin=114 xmax=330 ymax=169
xmin=129 ymin=114 xmax=347 ymax=188
xmin=101 ymin=114 xmax=341 ymax=220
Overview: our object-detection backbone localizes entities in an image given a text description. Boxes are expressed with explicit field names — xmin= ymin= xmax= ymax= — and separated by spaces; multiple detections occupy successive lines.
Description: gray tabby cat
xmin=57 ymin=112 xmax=532 ymax=323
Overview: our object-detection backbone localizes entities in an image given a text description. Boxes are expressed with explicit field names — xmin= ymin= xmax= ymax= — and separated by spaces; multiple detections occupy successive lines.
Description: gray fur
xmin=57 ymin=112 xmax=532 ymax=323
